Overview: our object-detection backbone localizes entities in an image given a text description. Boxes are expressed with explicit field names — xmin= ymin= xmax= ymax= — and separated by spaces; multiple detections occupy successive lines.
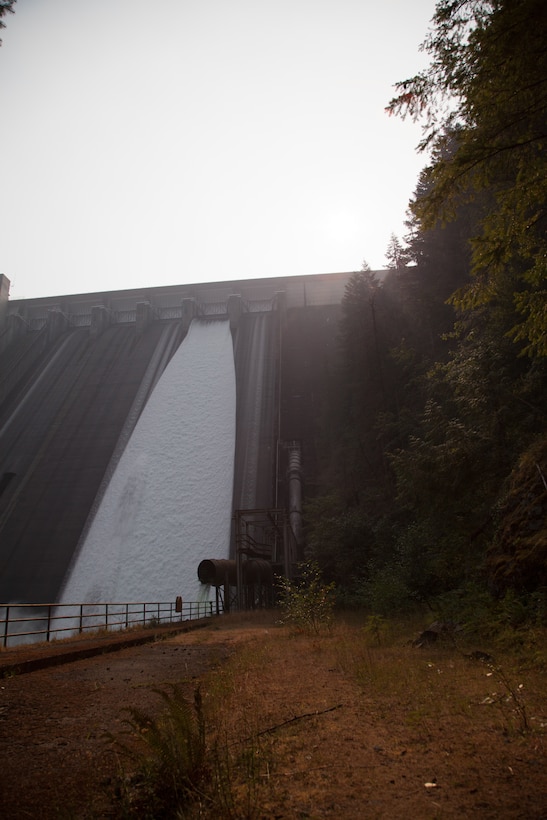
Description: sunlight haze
xmin=0 ymin=0 xmax=436 ymax=298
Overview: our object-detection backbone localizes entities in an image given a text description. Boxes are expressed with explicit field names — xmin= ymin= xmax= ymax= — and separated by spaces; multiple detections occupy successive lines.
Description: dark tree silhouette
xmin=388 ymin=0 xmax=547 ymax=357
xmin=0 ymin=1 xmax=16 ymax=45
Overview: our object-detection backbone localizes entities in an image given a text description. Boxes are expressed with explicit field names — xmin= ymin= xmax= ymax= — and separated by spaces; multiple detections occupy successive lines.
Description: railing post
xmin=3 ymin=605 xmax=9 ymax=648
xmin=0 ymin=598 xmax=214 ymax=646
xmin=46 ymin=605 xmax=52 ymax=643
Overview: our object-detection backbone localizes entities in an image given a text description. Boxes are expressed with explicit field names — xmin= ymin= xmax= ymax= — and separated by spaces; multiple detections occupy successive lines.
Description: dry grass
xmin=83 ymin=610 xmax=546 ymax=817
xmin=182 ymin=613 xmax=547 ymax=818
xmin=3 ymin=608 xmax=544 ymax=817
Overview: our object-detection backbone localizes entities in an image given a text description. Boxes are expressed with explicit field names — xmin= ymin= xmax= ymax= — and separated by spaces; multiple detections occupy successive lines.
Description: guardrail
xmin=0 ymin=600 xmax=214 ymax=648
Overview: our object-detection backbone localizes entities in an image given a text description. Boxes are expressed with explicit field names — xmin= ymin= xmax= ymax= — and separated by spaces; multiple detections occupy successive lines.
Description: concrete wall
xmin=1 ymin=272 xmax=358 ymax=334
xmin=0 ymin=322 xmax=185 ymax=602
xmin=0 ymin=272 xmax=361 ymax=603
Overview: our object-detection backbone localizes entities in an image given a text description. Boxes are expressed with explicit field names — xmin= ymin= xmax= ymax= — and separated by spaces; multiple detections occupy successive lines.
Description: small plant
xmin=483 ymin=662 xmax=530 ymax=734
xmin=277 ymin=561 xmax=336 ymax=633
xmin=208 ymin=729 xmax=267 ymax=820
xmin=363 ymin=614 xmax=387 ymax=645
xmin=113 ymin=685 xmax=208 ymax=816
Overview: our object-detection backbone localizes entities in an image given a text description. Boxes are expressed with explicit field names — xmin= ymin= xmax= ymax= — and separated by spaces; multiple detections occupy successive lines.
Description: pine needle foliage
xmin=387 ymin=0 xmax=547 ymax=357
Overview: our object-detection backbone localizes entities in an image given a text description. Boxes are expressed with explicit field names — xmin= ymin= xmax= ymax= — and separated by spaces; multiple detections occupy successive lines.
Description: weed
xmin=363 ymin=614 xmax=388 ymax=645
xmin=112 ymin=685 xmax=208 ymax=817
xmin=207 ymin=728 xmax=269 ymax=820
xmin=482 ymin=662 xmax=530 ymax=734
xmin=277 ymin=561 xmax=336 ymax=634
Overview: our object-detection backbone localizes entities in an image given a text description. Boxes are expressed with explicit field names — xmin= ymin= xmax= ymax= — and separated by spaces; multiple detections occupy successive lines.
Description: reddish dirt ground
xmin=0 ymin=615 xmax=546 ymax=818
xmin=0 ymin=622 xmax=232 ymax=818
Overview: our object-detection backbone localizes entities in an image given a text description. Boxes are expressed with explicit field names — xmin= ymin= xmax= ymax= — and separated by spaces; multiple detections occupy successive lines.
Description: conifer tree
xmin=0 ymin=1 xmax=16 ymax=45
xmin=387 ymin=0 xmax=547 ymax=356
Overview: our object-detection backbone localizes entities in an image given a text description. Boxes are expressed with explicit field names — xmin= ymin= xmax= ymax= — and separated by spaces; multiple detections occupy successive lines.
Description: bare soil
xmin=0 ymin=613 xmax=546 ymax=819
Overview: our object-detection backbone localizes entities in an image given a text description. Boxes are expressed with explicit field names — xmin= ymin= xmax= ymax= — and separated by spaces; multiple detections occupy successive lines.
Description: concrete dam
xmin=0 ymin=272 xmax=351 ymax=606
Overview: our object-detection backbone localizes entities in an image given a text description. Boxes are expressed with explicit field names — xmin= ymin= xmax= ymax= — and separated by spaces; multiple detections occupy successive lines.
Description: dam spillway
xmin=0 ymin=320 xmax=184 ymax=603
xmin=60 ymin=318 xmax=236 ymax=605
xmin=0 ymin=272 xmax=353 ymax=606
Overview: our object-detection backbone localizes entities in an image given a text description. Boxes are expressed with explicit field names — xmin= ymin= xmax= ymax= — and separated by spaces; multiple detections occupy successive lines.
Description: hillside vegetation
xmin=305 ymin=0 xmax=547 ymax=627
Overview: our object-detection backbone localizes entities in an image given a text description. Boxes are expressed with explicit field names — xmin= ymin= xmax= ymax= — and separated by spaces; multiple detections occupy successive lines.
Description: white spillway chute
xmin=60 ymin=319 xmax=236 ymax=605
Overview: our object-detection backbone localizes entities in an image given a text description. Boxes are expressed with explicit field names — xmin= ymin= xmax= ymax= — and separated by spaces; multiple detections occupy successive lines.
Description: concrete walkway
xmin=0 ymin=616 xmax=216 ymax=677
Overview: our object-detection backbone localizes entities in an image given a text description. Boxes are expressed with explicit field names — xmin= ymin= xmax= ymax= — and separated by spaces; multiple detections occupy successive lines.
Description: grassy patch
xmin=108 ymin=612 xmax=547 ymax=818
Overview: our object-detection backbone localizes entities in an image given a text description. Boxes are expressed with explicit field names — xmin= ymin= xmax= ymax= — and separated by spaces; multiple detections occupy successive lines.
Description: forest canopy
xmin=306 ymin=0 xmax=547 ymax=623
xmin=388 ymin=0 xmax=547 ymax=357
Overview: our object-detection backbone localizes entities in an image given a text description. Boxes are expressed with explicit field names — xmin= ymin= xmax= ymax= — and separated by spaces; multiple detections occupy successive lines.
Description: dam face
xmin=60 ymin=318 xmax=236 ymax=606
xmin=0 ymin=273 xmax=352 ymax=604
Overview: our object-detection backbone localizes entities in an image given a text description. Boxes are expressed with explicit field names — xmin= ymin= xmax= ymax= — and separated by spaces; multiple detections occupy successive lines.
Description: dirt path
xmin=0 ymin=622 xmax=237 ymax=818
xmin=0 ymin=615 xmax=546 ymax=818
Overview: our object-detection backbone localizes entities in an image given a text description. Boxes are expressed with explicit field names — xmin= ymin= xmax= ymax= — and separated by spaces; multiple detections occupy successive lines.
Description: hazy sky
xmin=0 ymin=0 xmax=435 ymax=300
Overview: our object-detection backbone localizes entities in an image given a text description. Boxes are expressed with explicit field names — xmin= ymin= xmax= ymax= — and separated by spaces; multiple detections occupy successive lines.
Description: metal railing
xmin=0 ymin=600 xmax=214 ymax=648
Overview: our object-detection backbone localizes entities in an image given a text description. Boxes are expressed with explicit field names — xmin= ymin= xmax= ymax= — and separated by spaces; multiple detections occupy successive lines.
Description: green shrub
xmin=433 ymin=584 xmax=547 ymax=651
xmin=277 ymin=561 xmax=336 ymax=633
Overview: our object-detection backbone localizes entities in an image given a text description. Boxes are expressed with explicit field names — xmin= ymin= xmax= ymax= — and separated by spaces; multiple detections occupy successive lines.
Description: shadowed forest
xmin=0 ymin=4 xmax=545 ymax=817
xmin=305 ymin=0 xmax=547 ymax=630
xmin=0 ymin=1 xmax=545 ymax=628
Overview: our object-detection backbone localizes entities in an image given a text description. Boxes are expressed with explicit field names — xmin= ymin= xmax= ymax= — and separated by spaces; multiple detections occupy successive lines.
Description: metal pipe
xmin=198 ymin=558 xmax=237 ymax=586
xmin=287 ymin=441 xmax=303 ymax=548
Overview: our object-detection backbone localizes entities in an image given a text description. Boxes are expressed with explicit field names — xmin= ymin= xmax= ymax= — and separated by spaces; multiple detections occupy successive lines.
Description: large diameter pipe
xmin=198 ymin=558 xmax=273 ymax=587
xmin=197 ymin=559 xmax=237 ymax=587
xmin=243 ymin=559 xmax=273 ymax=584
